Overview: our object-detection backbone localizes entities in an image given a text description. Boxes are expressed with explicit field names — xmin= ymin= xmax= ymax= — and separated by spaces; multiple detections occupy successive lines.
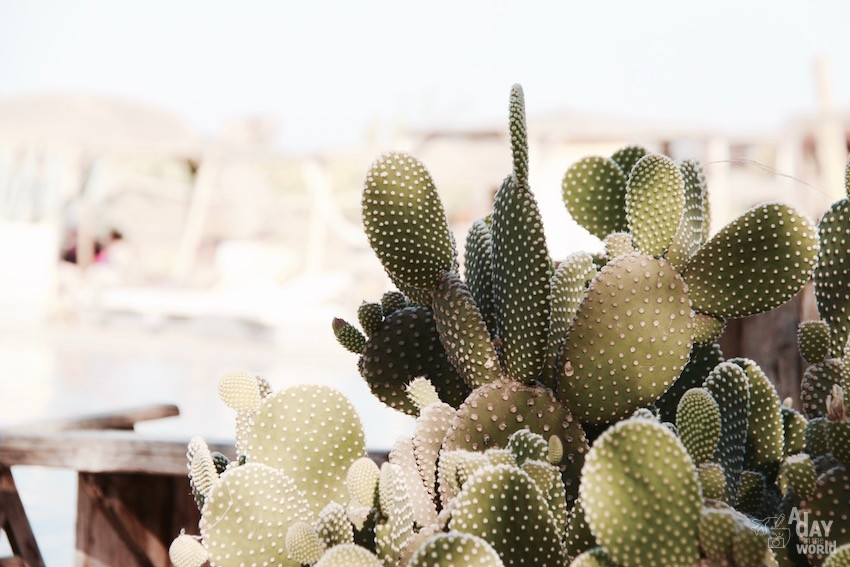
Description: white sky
xmin=1 ymin=0 xmax=848 ymax=151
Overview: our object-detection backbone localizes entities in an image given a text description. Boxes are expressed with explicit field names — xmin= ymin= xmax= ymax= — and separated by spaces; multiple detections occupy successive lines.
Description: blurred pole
xmin=813 ymin=54 xmax=847 ymax=205
xmin=170 ymin=157 xmax=219 ymax=281
xmin=76 ymin=158 xmax=96 ymax=269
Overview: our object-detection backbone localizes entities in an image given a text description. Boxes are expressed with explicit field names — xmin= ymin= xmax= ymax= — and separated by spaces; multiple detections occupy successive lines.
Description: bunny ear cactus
xmin=676 ymin=387 xmax=721 ymax=466
xmin=624 ymin=154 xmax=685 ymax=256
xmin=732 ymin=358 xmax=785 ymax=474
xmin=800 ymin=320 xmax=832 ymax=365
xmin=464 ymin=219 xmax=498 ymax=338
xmin=610 ymin=145 xmax=649 ymax=180
xmin=666 ymin=159 xmax=710 ymax=270
xmin=562 ymin=156 xmax=629 ymax=240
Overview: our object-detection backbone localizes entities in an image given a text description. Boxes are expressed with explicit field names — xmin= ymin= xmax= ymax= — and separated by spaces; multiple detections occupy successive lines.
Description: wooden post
xmin=0 ymin=466 xmax=45 ymax=567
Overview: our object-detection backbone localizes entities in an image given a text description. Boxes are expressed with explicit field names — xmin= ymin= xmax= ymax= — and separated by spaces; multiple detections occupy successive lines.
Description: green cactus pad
xmin=802 ymin=359 xmax=850 ymax=419
xmin=450 ymin=465 xmax=563 ymax=566
xmin=244 ymin=385 xmax=366 ymax=518
xmin=346 ymin=457 xmax=380 ymax=509
xmin=360 ymin=305 xmax=469 ymax=415
xmin=558 ymin=254 xmax=693 ymax=423
xmin=733 ymin=519 xmax=770 ymax=567
xmin=799 ymin=321 xmax=832 ymax=365
xmin=825 ymin=544 xmax=850 ymax=567
xmin=580 ymin=418 xmax=702 ymax=567
xmin=610 ymin=145 xmax=648 ymax=180
xmin=509 ymin=84 xmax=529 ymax=187
xmin=676 ymin=387 xmax=721 ymax=466
xmin=491 ymin=174 xmax=551 ymax=384
xmin=169 ymin=534 xmax=208 ymax=567
xmin=406 ymin=377 xmax=441 ymax=413
xmin=602 ymin=231 xmax=635 ymax=259
xmin=625 ymin=154 xmax=685 ymax=256
xmin=778 ymin=453 xmax=817 ymax=499
xmin=732 ymin=358 xmax=785 ymax=472
xmin=316 ymin=502 xmax=354 ymax=549
xmin=782 ymin=404 xmax=808 ymax=456
xmin=815 ymin=198 xmax=850 ymax=356
xmin=201 ymin=463 xmax=309 ymax=566
xmin=736 ymin=470 xmax=766 ymax=518
xmin=699 ymin=507 xmax=738 ymax=562
xmin=357 ymin=302 xmax=384 ymax=336
xmin=332 ymin=317 xmax=366 ymax=354
xmin=464 ymin=219 xmax=498 ymax=338
xmin=548 ymin=435 xmax=564 ymax=465
xmin=441 ymin=378 xmax=588 ymax=505
xmin=692 ymin=313 xmax=725 ymax=345
xmin=562 ymin=156 xmax=629 ymax=240
xmin=699 ymin=462 xmax=728 ymax=502
xmin=683 ymin=202 xmax=818 ymax=318
xmin=571 ymin=547 xmax=620 ymax=567
xmin=376 ymin=463 xmax=415 ymax=565
xmin=565 ymin=497 xmax=596 ymax=562
xmin=380 ymin=291 xmax=408 ymax=315
xmin=315 ymin=544 xmax=382 ymax=567
xmin=433 ymin=272 xmax=503 ymax=388
xmin=506 ymin=429 xmax=549 ymax=466
xmin=806 ymin=417 xmax=832 ymax=458
xmin=412 ymin=401 xmax=455 ymax=501
xmin=545 ymin=252 xmax=595 ymax=378
xmin=656 ymin=342 xmax=725 ymax=422
xmin=363 ymin=152 xmax=456 ymax=292
xmin=801 ymin=466 xmax=850 ymax=565
xmin=409 ymin=532 xmax=504 ymax=567
xmin=703 ymin=362 xmax=750 ymax=498
xmin=286 ymin=521 xmax=324 ymax=564
xmin=666 ymin=158 xmax=709 ymax=269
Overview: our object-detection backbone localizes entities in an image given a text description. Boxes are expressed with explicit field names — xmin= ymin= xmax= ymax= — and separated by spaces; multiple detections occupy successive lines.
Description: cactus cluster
xmin=174 ymin=86 xmax=850 ymax=566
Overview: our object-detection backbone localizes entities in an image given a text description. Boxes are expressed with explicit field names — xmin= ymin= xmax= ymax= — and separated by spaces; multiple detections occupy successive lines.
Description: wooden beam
xmin=0 ymin=404 xmax=180 ymax=436
xmin=0 ymin=467 xmax=44 ymax=567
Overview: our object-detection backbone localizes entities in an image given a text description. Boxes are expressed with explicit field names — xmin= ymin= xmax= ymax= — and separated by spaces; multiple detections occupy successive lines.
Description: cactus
xmin=814 ymin=191 xmax=850 ymax=356
xmin=827 ymin=385 xmax=849 ymax=465
xmin=733 ymin=358 xmax=785 ymax=474
xmin=782 ymin=402 xmax=808 ymax=456
xmin=656 ymin=342 xmax=724 ymax=422
xmin=286 ymin=521 xmax=324 ymax=564
xmin=464 ymin=219 xmax=498 ymax=338
xmin=357 ymin=302 xmax=384 ymax=336
xmin=562 ymin=156 xmax=629 ymax=240
xmin=703 ymin=361 xmax=750 ymax=499
xmin=545 ymin=252 xmax=595 ymax=381
xmin=801 ymin=466 xmax=850 ymax=565
xmin=625 ymin=154 xmax=685 ymax=256
xmin=666 ymin=158 xmax=709 ymax=270
xmin=778 ymin=453 xmax=816 ymax=499
xmin=802 ymin=359 xmax=850 ymax=419
xmin=315 ymin=544 xmax=382 ymax=566
xmin=570 ymin=547 xmax=619 ymax=567
xmin=676 ymin=387 xmax=722 ymax=466
xmin=800 ymin=321 xmax=832 ymax=365
xmin=699 ymin=462 xmax=728 ymax=502
xmin=169 ymin=534 xmax=208 ymax=567
xmin=825 ymin=545 xmax=850 ymax=567
xmin=408 ymin=533 xmax=504 ymax=567
xmin=610 ymin=145 xmax=648 ymax=180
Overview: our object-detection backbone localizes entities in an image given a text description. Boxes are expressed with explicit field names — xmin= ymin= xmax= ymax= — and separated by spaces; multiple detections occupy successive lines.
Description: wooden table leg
xmin=0 ymin=466 xmax=45 ymax=567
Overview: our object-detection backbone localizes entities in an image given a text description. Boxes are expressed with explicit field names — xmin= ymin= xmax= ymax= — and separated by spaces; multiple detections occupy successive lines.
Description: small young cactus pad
xmin=408 ymin=532 xmax=504 ymax=567
xmin=169 ymin=534 xmax=208 ymax=567
xmin=314 ymin=543 xmax=382 ymax=567
xmin=561 ymin=156 xmax=629 ymax=239
xmin=625 ymin=154 xmax=685 ymax=256
xmin=676 ymin=387 xmax=722 ymax=466
xmin=799 ymin=320 xmax=832 ymax=365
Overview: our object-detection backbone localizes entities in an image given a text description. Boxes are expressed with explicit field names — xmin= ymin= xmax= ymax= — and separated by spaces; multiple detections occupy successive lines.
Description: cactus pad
xmin=692 ymin=313 xmax=725 ymax=345
xmin=315 ymin=544 xmax=382 ymax=566
xmin=545 ymin=251 xmax=595 ymax=378
xmin=778 ymin=453 xmax=816 ymax=499
xmin=801 ymin=467 xmax=850 ymax=565
xmin=825 ymin=545 xmax=850 ymax=567
xmin=698 ymin=507 xmax=737 ymax=562
xmin=676 ymin=387 xmax=721 ymax=466
xmin=286 ymin=521 xmax=324 ymax=564
xmin=464 ymin=219 xmax=498 ymax=338
xmin=703 ymin=362 xmax=750 ymax=498
xmin=682 ymin=202 xmax=818 ymax=318
xmin=602 ymin=231 xmax=635 ymax=259
xmin=815 ymin=198 xmax=850 ymax=356
xmin=218 ymin=370 xmax=262 ymax=413
xmin=625 ymin=154 xmax=685 ymax=256
xmin=509 ymin=84 xmax=529 ymax=186
xmin=699 ymin=462 xmax=728 ymax=502
xmin=666 ymin=158 xmax=709 ymax=269
xmin=558 ymin=254 xmax=693 ymax=423
xmin=408 ymin=532 xmax=504 ymax=567
xmin=562 ymin=156 xmax=629 ymax=239
xmin=799 ymin=320 xmax=832 ymax=365
xmin=610 ymin=144 xmax=648 ymax=180
xmin=357 ymin=302 xmax=384 ymax=337
xmin=580 ymin=418 xmax=702 ymax=567
xmin=333 ymin=318 xmax=366 ymax=354
xmin=802 ymin=359 xmax=850 ymax=419
xmin=782 ymin=404 xmax=808 ymax=456
xmin=571 ymin=547 xmax=619 ymax=567
xmin=244 ymin=385 xmax=366 ymax=518
xmin=169 ymin=534 xmax=208 ymax=567
xmin=656 ymin=342 xmax=724 ymax=422
xmin=362 ymin=151 xmax=456 ymax=291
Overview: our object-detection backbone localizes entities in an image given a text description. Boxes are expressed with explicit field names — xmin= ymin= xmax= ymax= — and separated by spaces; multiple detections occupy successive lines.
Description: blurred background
xmin=1 ymin=1 xmax=849 ymax=564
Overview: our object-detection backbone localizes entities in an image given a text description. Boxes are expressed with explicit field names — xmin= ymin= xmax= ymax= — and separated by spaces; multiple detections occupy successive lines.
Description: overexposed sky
xmin=0 ymin=0 xmax=848 ymax=151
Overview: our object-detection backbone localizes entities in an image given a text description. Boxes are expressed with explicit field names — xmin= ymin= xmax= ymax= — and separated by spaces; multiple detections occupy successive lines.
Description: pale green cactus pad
xmin=799 ymin=320 xmax=832 ymax=365
xmin=610 ymin=145 xmax=648 ymax=180
xmin=545 ymin=252 xmax=595 ymax=379
xmin=464 ymin=219 xmax=497 ymax=338
xmin=201 ymin=463 xmax=309 ymax=567
xmin=411 ymin=400 xmax=455 ymax=502
xmin=698 ymin=507 xmax=738 ymax=562
xmin=388 ymin=435 xmax=437 ymax=528
xmin=316 ymin=502 xmax=354 ymax=549
xmin=565 ymin=497 xmax=596 ymax=561
xmin=778 ymin=453 xmax=816 ymax=499
xmin=169 ymin=534 xmax=208 ymax=567
xmin=491 ymin=173 xmax=551 ymax=384
xmin=509 ymin=84 xmax=529 ymax=187
xmin=703 ymin=362 xmax=750 ymax=498
xmin=315 ymin=543 xmax=382 ymax=567
xmin=782 ymin=404 xmax=807 ymax=456
xmin=408 ymin=532 xmax=504 ymax=567
xmin=815 ymin=198 xmax=850 ymax=356
xmin=801 ymin=467 xmax=850 ymax=565
xmin=666 ymin=158 xmax=709 ymax=269
xmin=558 ymin=254 xmax=693 ymax=423
xmin=625 ymin=154 xmax=685 ymax=256
xmin=441 ymin=378 xmax=588 ymax=504
xmin=450 ymin=465 xmax=563 ymax=566
xmin=676 ymin=387 xmax=721 ymax=466
xmin=683 ymin=202 xmax=819 ymax=318
xmin=732 ymin=358 xmax=784 ymax=472
xmin=376 ymin=462 xmax=415 ymax=564
xmin=692 ymin=313 xmax=725 ymax=345
xmin=802 ymin=358 xmax=850 ymax=419
xmin=825 ymin=544 xmax=850 ymax=567
xmin=602 ymin=232 xmax=634 ymax=260
xmin=244 ymin=385 xmax=366 ymax=518
xmin=732 ymin=519 xmax=770 ymax=567
xmin=656 ymin=342 xmax=724 ymax=422
xmin=699 ymin=462 xmax=728 ymax=502
xmin=570 ymin=547 xmax=620 ymax=567
xmin=360 ymin=305 xmax=470 ymax=415
xmin=432 ymin=272 xmax=502 ymax=388
xmin=285 ymin=521 xmax=324 ymax=564
xmin=562 ymin=156 xmax=629 ymax=239
xmin=362 ymin=151 xmax=456 ymax=292
xmin=580 ymin=418 xmax=702 ymax=567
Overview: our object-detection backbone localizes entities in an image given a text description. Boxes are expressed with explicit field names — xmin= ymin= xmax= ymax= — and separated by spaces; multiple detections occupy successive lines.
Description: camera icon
xmin=764 ymin=515 xmax=791 ymax=549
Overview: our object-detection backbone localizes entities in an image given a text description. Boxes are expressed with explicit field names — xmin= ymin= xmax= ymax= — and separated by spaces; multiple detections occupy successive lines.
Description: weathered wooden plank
xmin=0 ymin=466 xmax=44 ymax=567
xmin=0 ymin=405 xmax=180 ymax=435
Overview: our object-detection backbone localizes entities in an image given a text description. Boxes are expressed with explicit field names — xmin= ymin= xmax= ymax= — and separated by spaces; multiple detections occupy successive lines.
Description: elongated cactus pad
xmin=317 ymin=502 xmax=354 ymax=549
xmin=201 ymin=463 xmax=309 ymax=566
xmin=806 ymin=417 xmax=832 ymax=458
xmin=360 ymin=305 xmax=469 ymax=415
xmin=666 ymin=158 xmax=709 ymax=269
xmin=509 ymin=84 xmax=528 ymax=186
xmin=333 ymin=317 xmax=366 ymax=354
xmin=464 ymin=219 xmax=497 ymax=338
xmin=782 ymin=404 xmax=808 ymax=456
xmin=363 ymin=152 xmax=456 ymax=292
xmin=625 ymin=154 xmax=685 ymax=256
xmin=815 ymin=198 xmax=850 ymax=356
xmin=409 ymin=532 xmax=504 ymax=567
xmin=801 ymin=467 xmax=850 ymax=565
xmin=188 ymin=438 xmax=219 ymax=507
xmin=376 ymin=462 xmax=415 ymax=565
xmin=683 ymin=202 xmax=818 ymax=318
xmin=491 ymin=174 xmax=551 ymax=384
xmin=731 ymin=358 xmax=784 ymax=472
xmin=656 ymin=342 xmax=724 ymax=422
xmin=315 ymin=544 xmax=382 ymax=567
xmin=389 ymin=436 xmax=437 ymax=527
xmin=610 ymin=145 xmax=648 ymax=180
xmin=704 ymin=362 xmax=750 ymax=498
xmin=244 ymin=385 xmax=366 ymax=518
xmin=412 ymin=400 xmax=455 ymax=501
xmin=450 ymin=465 xmax=563 ymax=566
xmin=802 ymin=359 xmax=850 ymax=419
xmin=433 ymin=272 xmax=502 ymax=388
xmin=558 ymin=254 xmax=693 ymax=423
xmin=562 ymin=156 xmax=629 ymax=239
xmin=441 ymin=378 xmax=587 ymax=505
xmin=346 ymin=457 xmax=380 ymax=509
xmin=736 ymin=470 xmax=766 ymax=518
xmin=565 ymin=497 xmax=596 ymax=561
xmin=545 ymin=252 xmax=595 ymax=379
xmin=676 ymin=387 xmax=721 ymax=466
xmin=580 ymin=418 xmax=702 ymax=567
xmin=799 ymin=320 xmax=832 ymax=365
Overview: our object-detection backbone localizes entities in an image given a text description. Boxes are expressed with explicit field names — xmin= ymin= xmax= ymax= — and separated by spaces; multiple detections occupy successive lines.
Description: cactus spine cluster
xmin=174 ymin=86 xmax=850 ymax=567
